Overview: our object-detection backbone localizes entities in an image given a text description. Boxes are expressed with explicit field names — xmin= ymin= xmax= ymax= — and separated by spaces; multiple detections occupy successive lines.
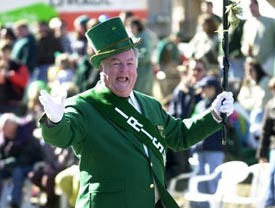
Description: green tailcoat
xmin=40 ymin=85 xmax=221 ymax=208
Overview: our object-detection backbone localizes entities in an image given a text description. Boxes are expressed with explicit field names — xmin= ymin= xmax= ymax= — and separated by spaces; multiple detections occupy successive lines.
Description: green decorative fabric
xmin=81 ymin=86 xmax=167 ymax=168
xmin=0 ymin=3 xmax=58 ymax=25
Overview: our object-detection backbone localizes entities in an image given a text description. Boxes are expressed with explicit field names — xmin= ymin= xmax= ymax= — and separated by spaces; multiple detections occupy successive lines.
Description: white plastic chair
xmin=168 ymin=156 xmax=199 ymax=195
xmin=184 ymin=161 xmax=249 ymax=208
xmin=167 ymin=156 xmax=199 ymax=207
xmin=221 ymin=162 xmax=270 ymax=208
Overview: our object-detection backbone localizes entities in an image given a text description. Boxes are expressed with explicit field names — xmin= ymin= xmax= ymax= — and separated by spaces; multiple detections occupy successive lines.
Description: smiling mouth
xmin=117 ymin=77 xmax=129 ymax=82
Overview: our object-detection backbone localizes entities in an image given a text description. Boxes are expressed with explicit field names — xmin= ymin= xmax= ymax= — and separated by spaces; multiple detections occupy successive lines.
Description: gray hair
xmin=0 ymin=113 xmax=18 ymax=132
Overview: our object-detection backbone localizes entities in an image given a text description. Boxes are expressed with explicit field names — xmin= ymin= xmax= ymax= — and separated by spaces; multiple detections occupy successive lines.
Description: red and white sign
xmin=0 ymin=0 xmax=148 ymax=30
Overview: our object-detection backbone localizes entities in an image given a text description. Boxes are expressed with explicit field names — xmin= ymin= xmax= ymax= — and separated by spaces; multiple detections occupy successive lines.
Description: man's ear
xmin=98 ymin=63 xmax=103 ymax=71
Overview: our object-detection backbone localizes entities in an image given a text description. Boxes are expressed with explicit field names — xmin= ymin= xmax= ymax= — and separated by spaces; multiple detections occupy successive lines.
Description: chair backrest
xmin=168 ymin=156 xmax=199 ymax=194
xmin=249 ymin=162 xmax=270 ymax=199
xmin=218 ymin=162 xmax=270 ymax=208
xmin=184 ymin=160 xmax=249 ymax=208
xmin=215 ymin=161 xmax=249 ymax=198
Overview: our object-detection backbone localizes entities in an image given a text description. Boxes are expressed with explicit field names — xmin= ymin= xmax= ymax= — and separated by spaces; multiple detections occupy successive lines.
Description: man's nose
xmin=119 ymin=62 xmax=128 ymax=71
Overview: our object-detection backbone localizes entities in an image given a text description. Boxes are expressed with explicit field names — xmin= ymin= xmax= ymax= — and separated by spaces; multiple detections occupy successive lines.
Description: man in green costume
xmin=38 ymin=17 xmax=234 ymax=208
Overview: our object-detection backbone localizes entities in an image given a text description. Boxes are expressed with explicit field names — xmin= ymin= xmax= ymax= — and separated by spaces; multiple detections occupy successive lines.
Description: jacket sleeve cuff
xmin=210 ymin=107 xmax=222 ymax=123
xmin=39 ymin=113 xmax=60 ymax=127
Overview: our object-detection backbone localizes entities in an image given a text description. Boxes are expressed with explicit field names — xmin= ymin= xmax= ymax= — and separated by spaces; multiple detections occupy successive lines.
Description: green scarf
xmin=81 ymin=85 xmax=167 ymax=168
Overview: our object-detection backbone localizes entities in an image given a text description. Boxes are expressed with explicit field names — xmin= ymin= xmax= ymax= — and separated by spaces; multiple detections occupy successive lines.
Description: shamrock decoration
xmin=226 ymin=0 xmax=244 ymax=29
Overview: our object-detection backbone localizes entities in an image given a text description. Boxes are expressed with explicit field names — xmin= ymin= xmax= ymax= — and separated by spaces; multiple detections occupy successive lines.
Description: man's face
xmin=14 ymin=26 xmax=27 ymax=38
xmin=249 ymin=0 xmax=259 ymax=16
xmin=201 ymin=85 xmax=216 ymax=99
xmin=3 ymin=120 xmax=17 ymax=140
xmin=100 ymin=49 xmax=137 ymax=97
xmin=189 ymin=61 xmax=207 ymax=83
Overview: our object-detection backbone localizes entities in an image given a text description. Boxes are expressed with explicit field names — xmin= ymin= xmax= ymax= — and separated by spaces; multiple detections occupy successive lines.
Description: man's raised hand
xmin=39 ymin=89 xmax=67 ymax=123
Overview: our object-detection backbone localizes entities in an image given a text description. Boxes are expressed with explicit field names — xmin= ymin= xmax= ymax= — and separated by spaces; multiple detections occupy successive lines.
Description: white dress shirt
xmin=128 ymin=92 xmax=160 ymax=203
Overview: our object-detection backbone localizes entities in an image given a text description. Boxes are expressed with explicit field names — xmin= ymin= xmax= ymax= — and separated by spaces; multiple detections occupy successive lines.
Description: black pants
xmin=155 ymin=200 xmax=164 ymax=208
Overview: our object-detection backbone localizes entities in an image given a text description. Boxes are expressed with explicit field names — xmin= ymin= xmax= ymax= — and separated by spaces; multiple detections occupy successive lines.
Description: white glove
xmin=39 ymin=90 xmax=66 ymax=123
xmin=211 ymin=91 xmax=234 ymax=118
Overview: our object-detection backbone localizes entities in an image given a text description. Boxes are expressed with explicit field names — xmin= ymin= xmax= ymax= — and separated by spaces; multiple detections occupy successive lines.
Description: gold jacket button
xmin=150 ymin=162 xmax=153 ymax=167
xmin=150 ymin=184 xmax=154 ymax=189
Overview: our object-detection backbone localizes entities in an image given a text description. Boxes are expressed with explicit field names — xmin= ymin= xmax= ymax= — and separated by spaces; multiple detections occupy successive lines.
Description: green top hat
xmin=85 ymin=17 xmax=141 ymax=68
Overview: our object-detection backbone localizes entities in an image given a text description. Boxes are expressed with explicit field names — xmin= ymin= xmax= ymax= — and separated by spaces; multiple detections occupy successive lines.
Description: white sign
xmin=49 ymin=0 xmax=147 ymax=12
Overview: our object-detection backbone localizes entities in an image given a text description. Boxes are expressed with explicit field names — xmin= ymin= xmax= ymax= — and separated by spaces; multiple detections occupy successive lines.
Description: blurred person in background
xmin=196 ymin=0 xmax=222 ymax=32
xmin=186 ymin=14 xmax=220 ymax=69
xmin=169 ymin=62 xmax=202 ymax=121
xmin=26 ymin=81 xmax=78 ymax=208
xmin=74 ymin=18 xmax=100 ymax=92
xmin=237 ymin=58 xmax=271 ymax=148
xmin=188 ymin=58 xmax=208 ymax=84
xmin=0 ymin=27 xmax=16 ymax=45
xmin=32 ymin=20 xmax=63 ymax=82
xmin=166 ymin=59 xmax=210 ymax=193
xmin=49 ymin=17 xmax=73 ymax=54
xmin=28 ymin=142 xmax=77 ymax=208
xmin=165 ymin=64 xmax=195 ymax=189
xmin=119 ymin=10 xmax=134 ymax=26
xmin=127 ymin=17 xmax=157 ymax=96
xmin=21 ymin=80 xmax=50 ymax=124
xmin=0 ymin=112 xmax=43 ymax=208
xmin=153 ymin=32 xmax=183 ymax=101
xmin=190 ymin=75 xmax=224 ymax=208
xmin=11 ymin=20 xmax=38 ymax=77
xmin=47 ymin=53 xmax=75 ymax=89
xmin=0 ymin=40 xmax=29 ymax=115
xmin=237 ymin=58 xmax=266 ymax=113
xmin=70 ymin=15 xmax=90 ymax=59
xmin=257 ymin=77 xmax=275 ymax=208
xmin=241 ymin=0 xmax=275 ymax=77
